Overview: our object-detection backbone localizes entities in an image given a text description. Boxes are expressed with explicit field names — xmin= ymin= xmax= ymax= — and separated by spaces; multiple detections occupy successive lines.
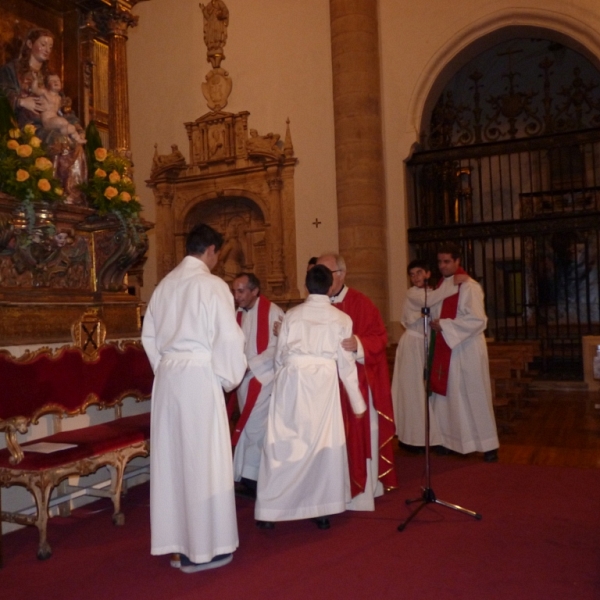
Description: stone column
xmin=329 ymin=0 xmax=389 ymax=321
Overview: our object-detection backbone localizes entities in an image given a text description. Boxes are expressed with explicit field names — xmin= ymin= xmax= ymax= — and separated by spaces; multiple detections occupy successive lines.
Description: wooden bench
xmin=0 ymin=341 xmax=153 ymax=561
xmin=487 ymin=342 xmax=541 ymax=411
xmin=488 ymin=357 xmax=516 ymax=432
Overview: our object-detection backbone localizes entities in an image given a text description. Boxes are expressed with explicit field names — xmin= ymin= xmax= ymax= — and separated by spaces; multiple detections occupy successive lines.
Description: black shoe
xmin=255 ymin=520 xmax=275 ymax=529
xmin=400 ymin=443 xmax=425 ymax=455
xmin=236 ymin=478 xmax=257 ymax=499
xmin=241 ymin=477 xmax=257 ymax=492
xmin=434 ymin=445 xmax=451 ymax=456
xmin=483 ymin=450 xmax=499 ymax=463
xmin=312 ymin=517 xmax=330 ymax=530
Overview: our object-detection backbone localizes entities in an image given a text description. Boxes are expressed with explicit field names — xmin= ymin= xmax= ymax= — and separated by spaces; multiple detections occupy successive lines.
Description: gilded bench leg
xmin=29 ymin=474 xmax=54 ymax=560
xmin=108 ymin=454 xmax=126 ymax=526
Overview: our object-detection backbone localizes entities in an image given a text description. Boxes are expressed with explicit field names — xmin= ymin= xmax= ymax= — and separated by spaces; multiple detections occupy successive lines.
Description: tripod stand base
xmin=397 ymin=486 xmax=482 ymax=532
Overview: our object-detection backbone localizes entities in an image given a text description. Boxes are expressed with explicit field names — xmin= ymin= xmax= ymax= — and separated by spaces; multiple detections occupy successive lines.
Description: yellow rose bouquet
xmin=0 ymin=125 xmax=64 ymax=204
xmin=80 ymin=146 xmax=141 ymax=218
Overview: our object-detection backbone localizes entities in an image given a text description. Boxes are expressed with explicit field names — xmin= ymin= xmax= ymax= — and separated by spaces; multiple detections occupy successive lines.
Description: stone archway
xmin=405 ymin=18 xmax=600 ymax=378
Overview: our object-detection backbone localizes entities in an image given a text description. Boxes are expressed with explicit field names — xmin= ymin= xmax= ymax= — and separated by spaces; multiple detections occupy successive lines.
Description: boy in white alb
xmin=255 ymin=265 xmax=366 ymax=530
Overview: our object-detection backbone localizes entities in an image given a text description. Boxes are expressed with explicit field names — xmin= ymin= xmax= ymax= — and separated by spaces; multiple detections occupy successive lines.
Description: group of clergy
xmin=142 ymin=224 xmax=497 ymax=574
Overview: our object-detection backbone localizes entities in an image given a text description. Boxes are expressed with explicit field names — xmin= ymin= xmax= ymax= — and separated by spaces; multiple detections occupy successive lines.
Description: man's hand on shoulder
xmin=341 ymin=335 xmax=358 ymax=352
xmin=453 ymin=273 xmax=469 ymax=285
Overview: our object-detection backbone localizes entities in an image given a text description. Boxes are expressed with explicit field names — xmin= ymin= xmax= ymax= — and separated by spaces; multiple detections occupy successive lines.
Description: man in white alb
xmin=429 ymin=243 xmax=499 ymax=462
xmin=142 ymin=223 xmax=247 ymax=573
xmin=231 ymin=272 xmax=284 ymax=497
xmin=392 ymin=258 xmax=466 ymax=449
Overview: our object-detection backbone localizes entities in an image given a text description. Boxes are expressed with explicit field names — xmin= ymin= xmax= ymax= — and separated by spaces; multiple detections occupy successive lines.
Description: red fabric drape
xmin=429 ymin=267 xmax=467 ymax=396
xmin=230 ymin=297 xmax=271 ymax=446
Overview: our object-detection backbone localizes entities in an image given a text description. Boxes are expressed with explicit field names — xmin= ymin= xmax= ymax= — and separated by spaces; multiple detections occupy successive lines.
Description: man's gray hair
xmin=319 ymin=252 xmax=346 ymax=272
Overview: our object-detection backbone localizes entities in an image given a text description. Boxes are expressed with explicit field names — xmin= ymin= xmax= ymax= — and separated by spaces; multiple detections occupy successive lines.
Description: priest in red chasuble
xmin=430 ymin=244 xmax=499 ymax=462
xmin=317 ymin=254 xmax=398 ymax=510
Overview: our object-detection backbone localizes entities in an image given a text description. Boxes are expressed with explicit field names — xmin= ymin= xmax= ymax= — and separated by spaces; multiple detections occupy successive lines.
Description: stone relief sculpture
xmin=199 ymin=0 xmax=229 ymax=68
xmin=199 ymin=1 xmax=232 ymax=111
xmin=246 ymin=129 xmax=283 ymax=158
xmin=151 ymin=143 xmax=186 ymax=177
xmin=218 ymin=217 xmax=246 ymax=282
xmin=201 ymin=69 xmax=233 ymax=112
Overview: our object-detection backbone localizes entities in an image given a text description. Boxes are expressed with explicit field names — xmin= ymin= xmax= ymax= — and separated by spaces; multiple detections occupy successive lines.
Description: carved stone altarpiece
xmin=149 ymin=0 xmax=300 ymax=304
xmin=148 ymin=112 xmax=300 ymax=304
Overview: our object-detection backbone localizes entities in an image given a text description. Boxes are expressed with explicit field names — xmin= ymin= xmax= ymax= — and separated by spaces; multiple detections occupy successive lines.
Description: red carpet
xmin=2 ymin=455 xmax=599 ymax=600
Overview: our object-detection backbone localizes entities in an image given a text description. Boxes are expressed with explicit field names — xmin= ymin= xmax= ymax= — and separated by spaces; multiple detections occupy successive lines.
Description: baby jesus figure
xmin=31 ymin=72 xmax=86 ymax=144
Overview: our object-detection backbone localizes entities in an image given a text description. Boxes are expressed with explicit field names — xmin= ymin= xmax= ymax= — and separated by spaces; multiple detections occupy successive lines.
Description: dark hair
xmin=234 ymin=272 xmax=260 ymax=291
xmin=185 ymin=223 xmax=224 ymax=256
xmin=306 ymin=264 xmax=333 ymax=295
xmin=18 ymin=29 xmax=54 ymax=81
xmin=407 ymin=259 xmax=430 ymax=274
xmin=307 ymin=256 xmax=318 ymax=266
xmin=438 ymin=243 xmax=462 ymax=260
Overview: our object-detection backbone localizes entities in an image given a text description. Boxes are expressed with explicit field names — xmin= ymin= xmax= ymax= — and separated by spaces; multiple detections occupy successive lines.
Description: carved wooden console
xmin=148 ymin=111 xmax=301 ymax=303
xmin=0 ymin=193 xmax=150 ymax=345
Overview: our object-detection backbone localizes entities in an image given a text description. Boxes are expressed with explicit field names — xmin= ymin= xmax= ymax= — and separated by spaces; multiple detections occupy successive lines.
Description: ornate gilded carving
xmin=71 ymin=308 xmax=107 ymax=358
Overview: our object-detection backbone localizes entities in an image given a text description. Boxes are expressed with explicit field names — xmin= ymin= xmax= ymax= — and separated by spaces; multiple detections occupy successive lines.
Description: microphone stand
xmin=398 ymin=278 xmax=481 ymax=532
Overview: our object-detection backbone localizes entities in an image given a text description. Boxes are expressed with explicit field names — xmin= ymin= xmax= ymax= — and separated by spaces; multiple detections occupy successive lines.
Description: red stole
xmin=429 ymin=268 xmax=466 ymax=396
xmin=230 ymin=296 xmax=271 ymax=446
xmin=334 ymin=288 xmax=398 ymax=496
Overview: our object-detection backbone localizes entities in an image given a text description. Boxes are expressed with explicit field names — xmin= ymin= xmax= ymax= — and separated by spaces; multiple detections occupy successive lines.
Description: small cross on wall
xmin=312 ymin=217 xmax=322 ymax=228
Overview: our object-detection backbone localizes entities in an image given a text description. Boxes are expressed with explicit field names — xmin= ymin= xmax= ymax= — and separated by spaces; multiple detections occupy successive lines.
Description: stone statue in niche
xmin=151 ymin=143 xmax=186 ymax=177
xmin=0 ymin=28 xmax=88 ymax=205
xmin=208 ymin=125 xmax=225 ymax=159
xmin=199 ymin=0 xmax=229 ymax=68
xmin=246 ymin=129 xmax=283 ymax=157
xmin=218 ymin=217 xmax=246 ymax=282
xmin=201 ymin=68 xmax=232 ymax=112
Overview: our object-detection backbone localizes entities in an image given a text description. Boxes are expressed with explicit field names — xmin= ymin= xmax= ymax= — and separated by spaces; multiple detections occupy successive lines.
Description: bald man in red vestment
xmin=317 ymin=253 xmax=398 ymax=510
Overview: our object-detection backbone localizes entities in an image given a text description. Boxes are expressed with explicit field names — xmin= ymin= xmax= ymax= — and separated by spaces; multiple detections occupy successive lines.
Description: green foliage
xmin=79 ymin=147 xmax=142 ymax=219
xmin=0 ymin=124 xmax=64 ymax=204
xmin=84 ymin=121 xmax=103 ymax=170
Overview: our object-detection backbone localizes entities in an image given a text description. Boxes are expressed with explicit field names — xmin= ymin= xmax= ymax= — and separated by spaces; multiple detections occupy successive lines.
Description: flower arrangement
xmin=80 ymin=147 xmax=142 ymax=219
xmin=0 ymin=124 xmax=64 ymax=205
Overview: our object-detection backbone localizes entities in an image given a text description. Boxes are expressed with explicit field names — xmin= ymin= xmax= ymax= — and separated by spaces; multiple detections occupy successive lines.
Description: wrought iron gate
xmin=407 ymin=130 xmax=600 ymax=377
